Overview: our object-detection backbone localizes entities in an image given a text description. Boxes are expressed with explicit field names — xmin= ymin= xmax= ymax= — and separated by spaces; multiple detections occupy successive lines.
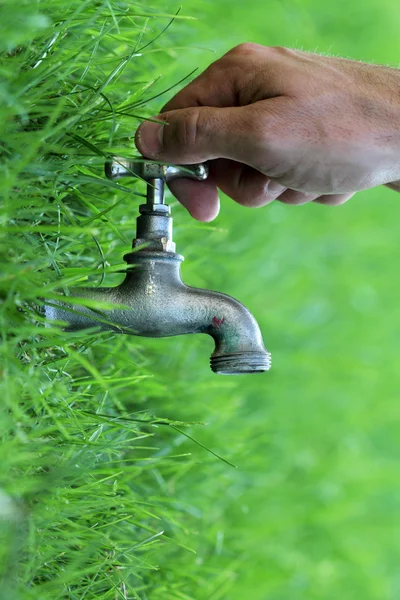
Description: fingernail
xmin=136 ymin=120 xmax=164 ymax=157
xmin=266 ymin=180 xmax=285 ymax=198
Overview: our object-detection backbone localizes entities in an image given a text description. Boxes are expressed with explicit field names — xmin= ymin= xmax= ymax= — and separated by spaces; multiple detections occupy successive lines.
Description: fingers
xmin=209 ymin=159 xmax=286 ymax=207
xmin=135 ymin=105 xmax=268 ymax=166
xmin=166 ymin=160 xmax=355 ymax=221
xmin=166 ymin=159 xmax=286 ymax=222
xmin=167 ymin=178 xmax=220 ymax=222
xmin=135 ymin=98 xmax=290 ymax=171
xmin=277 ymin=190 xmax=320 ymax=205
xmin=278 ymin=191 xmax=355 ymax=205
xmin=313 ymin=193 xmax=355 ymax=205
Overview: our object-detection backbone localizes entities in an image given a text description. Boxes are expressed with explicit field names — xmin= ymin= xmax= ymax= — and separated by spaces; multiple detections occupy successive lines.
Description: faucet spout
xmin=45 ymin=251 xmax=271 ymax=375
xmin=183 ymin=287 xmax=271 ymax=374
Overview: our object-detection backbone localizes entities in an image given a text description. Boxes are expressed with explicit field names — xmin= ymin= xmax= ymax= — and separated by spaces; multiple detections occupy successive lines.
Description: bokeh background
xmin=2 ymin=0 xmax=400 ymax=598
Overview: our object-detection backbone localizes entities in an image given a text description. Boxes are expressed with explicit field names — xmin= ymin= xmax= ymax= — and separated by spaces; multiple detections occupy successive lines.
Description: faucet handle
xmin=105 ymin=157 xmax=209 ymax=183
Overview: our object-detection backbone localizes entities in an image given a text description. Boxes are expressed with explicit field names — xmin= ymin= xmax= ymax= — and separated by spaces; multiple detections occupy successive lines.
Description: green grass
xmin=2 ymin=1 xmax=400 ymax=599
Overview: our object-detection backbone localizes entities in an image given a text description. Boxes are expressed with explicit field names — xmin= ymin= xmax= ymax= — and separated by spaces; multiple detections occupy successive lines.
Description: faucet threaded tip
xmin=210 ymin=351 xmax=271 ymax=375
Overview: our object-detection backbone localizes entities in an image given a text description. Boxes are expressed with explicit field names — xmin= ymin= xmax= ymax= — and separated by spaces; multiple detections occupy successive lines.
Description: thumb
xmin=135 ymin=106 xmax=262 ymax=165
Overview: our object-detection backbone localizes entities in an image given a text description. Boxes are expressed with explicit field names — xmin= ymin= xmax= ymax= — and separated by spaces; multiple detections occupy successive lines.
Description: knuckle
xmin=268 ymin=45 xmax=292 ymax=56
xmin=225 ymin=44 xmax=295 ymax=62
xmin=169 ymin=109 xmax=201 ymax=150
xmin=230 ymin=44 xmax=292 ymax=56
xmin=183 ymin=110 xmax=201 ymax=148
xmin=227 ymin=42 xmax=259 ymax=56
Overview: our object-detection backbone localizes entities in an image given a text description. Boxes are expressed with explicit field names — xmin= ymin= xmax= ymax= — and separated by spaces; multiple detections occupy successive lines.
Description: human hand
xmin=135 ymin=44 xmax=400 ymax=221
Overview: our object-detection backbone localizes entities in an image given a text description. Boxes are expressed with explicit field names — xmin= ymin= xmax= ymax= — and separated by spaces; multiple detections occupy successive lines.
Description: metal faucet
xmin=45 ymin=157 xmax=271 ymax=374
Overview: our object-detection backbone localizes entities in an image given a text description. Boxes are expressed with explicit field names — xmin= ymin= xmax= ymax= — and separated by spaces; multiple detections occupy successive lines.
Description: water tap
xmin=45 ymin=156 xmax=271 ymax=374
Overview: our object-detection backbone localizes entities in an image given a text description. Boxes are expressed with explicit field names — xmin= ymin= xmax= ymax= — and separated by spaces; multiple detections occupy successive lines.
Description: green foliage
xmin=1 ymin=1 xmax=400 ymax=599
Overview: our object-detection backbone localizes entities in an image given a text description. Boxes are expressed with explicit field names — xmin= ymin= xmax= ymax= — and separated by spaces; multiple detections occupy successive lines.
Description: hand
xmin=135 ymin=44 xmax=400 ymax=221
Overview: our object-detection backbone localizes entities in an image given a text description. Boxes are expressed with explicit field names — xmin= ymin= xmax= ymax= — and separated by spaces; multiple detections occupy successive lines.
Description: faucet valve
xmin=105 ymin=157 xmax=208 ymax=213
xmin=105 ymin=157 xmax=209 ymax=253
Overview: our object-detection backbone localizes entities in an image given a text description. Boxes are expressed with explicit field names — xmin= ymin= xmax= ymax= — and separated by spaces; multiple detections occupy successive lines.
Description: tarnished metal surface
xmin=134 ymin=212 xmax=176 ymax=253
xmin=45 ymin=252 xmax=271 ymax=374
xmin=45 ymin=158 xmax=271 ymax=374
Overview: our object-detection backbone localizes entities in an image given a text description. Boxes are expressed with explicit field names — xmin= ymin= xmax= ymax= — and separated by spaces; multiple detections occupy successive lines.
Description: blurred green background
xmin=2 ymin=0 xmax=400 ymax=598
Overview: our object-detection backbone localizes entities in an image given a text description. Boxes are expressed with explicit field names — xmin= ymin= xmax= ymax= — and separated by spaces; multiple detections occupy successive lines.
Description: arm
xmin=135 ymin=44 xmax=400 ymax=221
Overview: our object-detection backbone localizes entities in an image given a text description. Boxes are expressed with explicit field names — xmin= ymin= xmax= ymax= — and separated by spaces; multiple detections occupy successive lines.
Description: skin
xmin=135 ymin=44 xmax=400 ymax=222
